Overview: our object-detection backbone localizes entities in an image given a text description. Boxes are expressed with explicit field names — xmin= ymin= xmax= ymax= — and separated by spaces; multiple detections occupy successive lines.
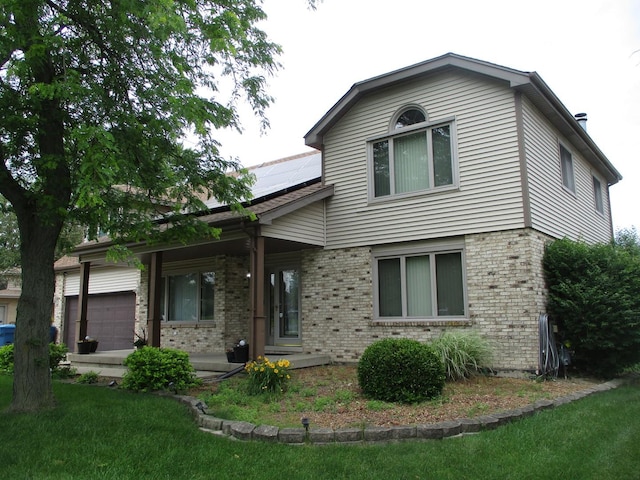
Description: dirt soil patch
xmin=194 ymin=365 xmax=600 ymax=429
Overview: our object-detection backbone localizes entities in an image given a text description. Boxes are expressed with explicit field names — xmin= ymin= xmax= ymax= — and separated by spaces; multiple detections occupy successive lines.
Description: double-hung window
xmin=374 ymin=248 xmax=465 ymax=319
xmin=161 ymin=271 xmax=215 ymax=322
xmin=559 ymin=144 xmax=575 ymax=193
xmin=370 ymin=108 xmax=456 ymax=199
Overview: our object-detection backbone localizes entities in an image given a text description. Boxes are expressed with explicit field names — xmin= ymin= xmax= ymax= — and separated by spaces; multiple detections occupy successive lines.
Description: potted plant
xmin=232 ymin=339 xmax=249 ymax=363
xmin=133 ymin=328 xmax=147 ymax=349
xmin=77 ymin=336 xmax=98 ymax=354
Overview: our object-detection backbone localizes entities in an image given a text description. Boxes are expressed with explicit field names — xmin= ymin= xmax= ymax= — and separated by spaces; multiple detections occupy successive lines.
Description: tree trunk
xmin=10 ymin=221 xmax=60 ymax=412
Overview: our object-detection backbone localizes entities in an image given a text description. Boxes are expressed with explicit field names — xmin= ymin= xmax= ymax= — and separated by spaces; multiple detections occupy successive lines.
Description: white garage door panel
xmin=64 ymin=267 xmax=139 ymax=296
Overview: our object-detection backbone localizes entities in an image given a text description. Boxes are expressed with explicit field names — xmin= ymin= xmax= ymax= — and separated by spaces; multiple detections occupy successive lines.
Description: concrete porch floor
xmin=66 ymin=349 xmax=332 ymax=379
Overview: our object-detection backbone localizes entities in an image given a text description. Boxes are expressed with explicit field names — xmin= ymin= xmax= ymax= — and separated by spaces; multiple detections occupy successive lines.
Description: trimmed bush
xmin=431 ymin=331 xmax=493 ymax=380
xmin=544 ymin=233 xmax=640 ymax=377
xmin=122 ymin=347 xmax=201 ymax=392
xmin=357 ymin=338 xmax=445 ymax=403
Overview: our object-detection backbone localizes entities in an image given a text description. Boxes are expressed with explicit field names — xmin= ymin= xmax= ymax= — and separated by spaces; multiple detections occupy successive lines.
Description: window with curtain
xmin=375 ymin=251 xmax=465 ymax=319
xmin=370 ymin=108 xmax=455 ymax=199
xmin=162 ymin=271 xmax=215 ymax=322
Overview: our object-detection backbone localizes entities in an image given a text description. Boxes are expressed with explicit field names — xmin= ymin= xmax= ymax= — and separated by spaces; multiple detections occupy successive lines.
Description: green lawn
xmin=1 ymin=375 xmax=639 ymax=479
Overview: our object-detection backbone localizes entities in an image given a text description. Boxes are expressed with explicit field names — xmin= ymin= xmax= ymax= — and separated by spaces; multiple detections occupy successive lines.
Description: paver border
xmin=173 ymin=378 xmax=625 ymax=445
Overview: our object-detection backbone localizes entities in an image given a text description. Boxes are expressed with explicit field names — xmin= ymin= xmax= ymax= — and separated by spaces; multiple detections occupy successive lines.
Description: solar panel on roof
xmin=205 ymin=152 xmax=321 ymax=208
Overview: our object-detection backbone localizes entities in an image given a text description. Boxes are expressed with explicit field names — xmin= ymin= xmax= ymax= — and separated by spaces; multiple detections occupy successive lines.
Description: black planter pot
xmin=232 ymin=345 xmax=249 ymax=363
xmin=77 ymin=341 xmax=98 ymax=354
xmin=226 ymin=351 xmax=235 ymax=362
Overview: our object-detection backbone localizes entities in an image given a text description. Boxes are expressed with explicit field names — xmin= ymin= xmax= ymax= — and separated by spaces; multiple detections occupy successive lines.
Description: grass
xmin=1 ymin=376 xmax=639 ymax=479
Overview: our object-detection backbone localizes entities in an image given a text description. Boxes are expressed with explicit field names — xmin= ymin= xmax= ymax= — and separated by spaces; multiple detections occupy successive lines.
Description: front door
xmin=267 ymin=267 xmax=301 ymax=347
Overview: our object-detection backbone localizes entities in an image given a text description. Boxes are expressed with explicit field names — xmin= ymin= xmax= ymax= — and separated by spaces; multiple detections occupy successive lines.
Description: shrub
xmin=544 ymin=234 xmax=640 ymax=377
xmin=0 ymin=344 xmax=13 ymax=374
xmin=357 ymin=338 xmax=445 ymax=403
xmin=430 ymin=331 xmax=493 ymax=380
xmin=0 ymin=342 xmax=69 ymax=375
xmin=77 ymin=371 xmax=99 ymax=384
xmin=49 ymin=343 xmax=69 ymax=373
xmin=122 ymin=347 xmax=201 ymax=392
xmin=244 ymin=356 xmax=292 ymax=395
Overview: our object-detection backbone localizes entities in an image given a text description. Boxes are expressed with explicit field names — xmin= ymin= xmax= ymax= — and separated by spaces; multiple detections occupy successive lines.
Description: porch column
xmin=75 ymin=261 xmax=90 ymax=351
xmin=147 ymin=251 xmax=163 ymax=347
xmin=250 ymin=234 xmax=266 ymax=360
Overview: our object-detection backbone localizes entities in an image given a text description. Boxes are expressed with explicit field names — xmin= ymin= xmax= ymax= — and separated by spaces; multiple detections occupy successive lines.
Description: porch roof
xmin=67 ymin=166 xmax=333 ymax=260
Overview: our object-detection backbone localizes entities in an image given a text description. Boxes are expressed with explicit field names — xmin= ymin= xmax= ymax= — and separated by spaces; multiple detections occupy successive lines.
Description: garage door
xmin=64 ymin=292 xmax=136 ymax=351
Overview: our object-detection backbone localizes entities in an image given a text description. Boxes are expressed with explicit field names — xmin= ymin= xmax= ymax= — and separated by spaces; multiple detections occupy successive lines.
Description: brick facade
xmin=298 ymin=228 xmax=551 ymax=372
xmin=56 ymin=228 xmax=551 ymax=372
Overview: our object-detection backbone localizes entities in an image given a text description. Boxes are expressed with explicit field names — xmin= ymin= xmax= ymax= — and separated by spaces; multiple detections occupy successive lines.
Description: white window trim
xmin=367 ymin=116 xmax=459 ymax=202
xmin=372 ymin=241 xmax=467 ymax=321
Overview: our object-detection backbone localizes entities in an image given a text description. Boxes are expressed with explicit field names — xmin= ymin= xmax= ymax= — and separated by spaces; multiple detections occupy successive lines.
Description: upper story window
xmin=593 ymin=176 xmax=604 ymax=214
xmin=370 ymin=107 xmax=456 ymax=199
xmin=559 ymin=144 xmax=575 ymax=193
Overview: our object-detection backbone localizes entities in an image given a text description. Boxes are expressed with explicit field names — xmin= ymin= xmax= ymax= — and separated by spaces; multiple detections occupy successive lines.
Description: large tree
xmin=0 ymin=0 xmax=297 ymax=412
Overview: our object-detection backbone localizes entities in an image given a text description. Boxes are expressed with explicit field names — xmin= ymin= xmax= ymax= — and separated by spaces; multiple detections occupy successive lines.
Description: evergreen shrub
xmin=357 ymin=338 xmax=445 ymax=403
xmin=544 ymin=232 xmax=640 ymax=377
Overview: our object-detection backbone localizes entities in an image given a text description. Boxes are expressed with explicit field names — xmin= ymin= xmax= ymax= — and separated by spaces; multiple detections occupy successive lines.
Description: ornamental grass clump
xmin=430 ymin=331 xmax=493 ymax=380
xmin=245 ymin=356 xmax=292 ymax=395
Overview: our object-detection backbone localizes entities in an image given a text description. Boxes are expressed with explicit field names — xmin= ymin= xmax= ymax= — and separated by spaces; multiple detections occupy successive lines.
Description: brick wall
xmin=300 ymin=228 xmax=551 ymax=372
xmin=465 ymin=228 xmax=551 ymax=371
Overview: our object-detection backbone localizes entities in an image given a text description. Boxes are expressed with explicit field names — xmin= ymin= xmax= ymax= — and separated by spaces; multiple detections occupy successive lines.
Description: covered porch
xmin=65 ymin=162 xmax=333 ymax=359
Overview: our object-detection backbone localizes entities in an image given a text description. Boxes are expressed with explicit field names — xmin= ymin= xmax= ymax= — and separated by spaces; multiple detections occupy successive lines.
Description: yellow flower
xmin=274 ymin=369 xmax=279 ymax=374
xmin=260 ymin=367 xmax=265 ymax=372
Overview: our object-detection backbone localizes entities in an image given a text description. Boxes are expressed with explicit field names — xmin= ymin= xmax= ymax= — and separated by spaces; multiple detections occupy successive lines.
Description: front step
xmin=67 ymin=350 xmax=332 ymax=379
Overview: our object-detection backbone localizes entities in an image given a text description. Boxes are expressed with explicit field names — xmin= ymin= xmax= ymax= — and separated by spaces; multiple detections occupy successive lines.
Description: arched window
xmin=394 ymin=108 xmax=426 ymax=129
xmin=370 ymin=107 xmax=456 ymax=198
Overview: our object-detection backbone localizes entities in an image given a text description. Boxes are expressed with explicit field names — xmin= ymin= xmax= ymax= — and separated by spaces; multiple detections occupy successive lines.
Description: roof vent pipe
xmin=575 ymin=112 xmax=587 ymax=131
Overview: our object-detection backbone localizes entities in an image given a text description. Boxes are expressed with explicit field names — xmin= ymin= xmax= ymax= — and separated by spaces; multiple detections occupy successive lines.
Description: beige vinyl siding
xmin=522 ymin=97 xmax=612 ymax=243
xmin=64 ymin=266 xmax=139 ymax=296
xmin=261 ymin=202 xmax=326 ymax=246
xmin=323 ymin=71 xmax=524 ymax=249
xmin=162 ymin=257 xmax=222 ymax=275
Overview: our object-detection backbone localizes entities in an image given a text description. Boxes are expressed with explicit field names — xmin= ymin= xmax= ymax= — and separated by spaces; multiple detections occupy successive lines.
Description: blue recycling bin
xmin=0 ymin=324 xmax=16 ymax=345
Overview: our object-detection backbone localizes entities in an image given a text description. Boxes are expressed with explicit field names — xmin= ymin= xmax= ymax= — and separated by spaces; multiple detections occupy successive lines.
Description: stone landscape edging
xmin=170 ymin=378 xmax=624 ymax=445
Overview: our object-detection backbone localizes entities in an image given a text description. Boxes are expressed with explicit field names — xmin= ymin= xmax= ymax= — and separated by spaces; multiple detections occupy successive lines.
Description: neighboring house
xmin=54 ymin=53 xmax=621 ymax=373
xmin=0 ymin=269 xmax=21 ymax=324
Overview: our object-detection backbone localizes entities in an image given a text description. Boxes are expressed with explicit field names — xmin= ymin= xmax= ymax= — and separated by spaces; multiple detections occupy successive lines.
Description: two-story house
xmin=55 ymin=53 xmax=621 ymax=373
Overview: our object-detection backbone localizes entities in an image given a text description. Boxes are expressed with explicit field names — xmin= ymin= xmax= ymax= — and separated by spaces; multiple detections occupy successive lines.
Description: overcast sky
xmin=214 ymin=0 xmax=640 ymax=231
